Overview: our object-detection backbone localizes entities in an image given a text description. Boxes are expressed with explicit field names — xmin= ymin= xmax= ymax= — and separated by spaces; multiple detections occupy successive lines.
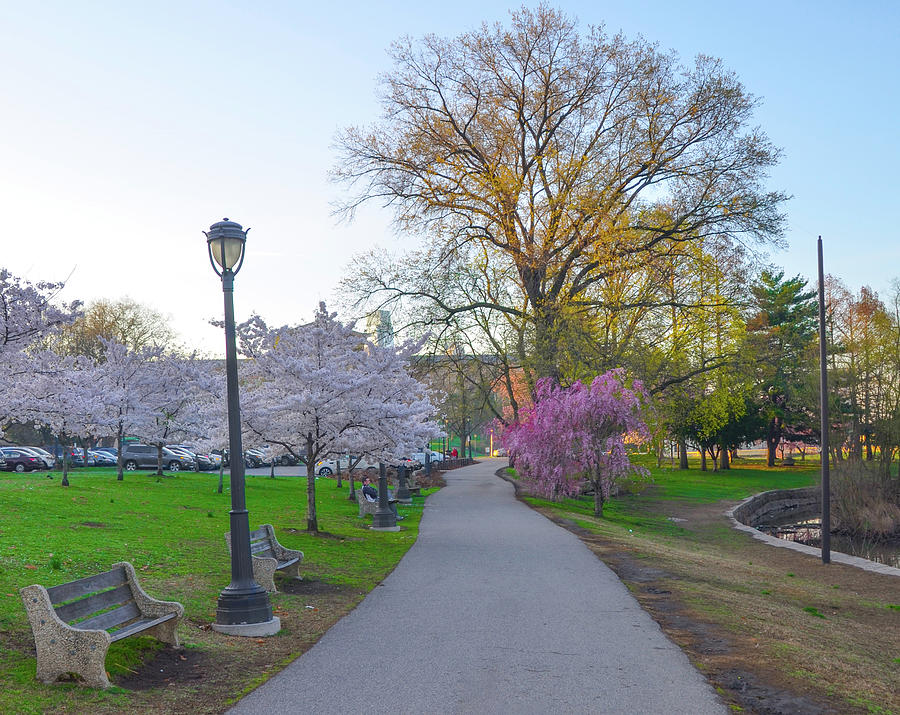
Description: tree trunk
xmin=720 ymin=444 xmax=730 ymax=470
xmin=700 ymin=447 xmax=707 ymax=472
xmin=336 ymin=459 xmax=342 ymax=488
xmin=593 ymin=479 xmax=604 ymax=518
xmin=61 ymin=448 xmax=69 ymax=487
xmin=348 ymin=457 xmax=359 ymax=500
xmin=269 ymin=460 xmax=275 ymax=478
xmin=218 ymin=464 xmax=224 ymax=494
xmin=678 ymin=438 xmax=689 ymax=469
xmin=306 ymin=434 xmax=318 ymax=533
xmin=156 ymin=444 xmax=164 ymax=476
xmin=116 ymin=427 xmax=124 ymax=481
xmin=766 ymin=417 xmax=781 ymax=467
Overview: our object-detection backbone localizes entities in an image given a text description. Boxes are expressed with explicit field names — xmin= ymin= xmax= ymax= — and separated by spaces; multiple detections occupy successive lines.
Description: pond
xmin=756 ymin=508 xmax=900 ymax=568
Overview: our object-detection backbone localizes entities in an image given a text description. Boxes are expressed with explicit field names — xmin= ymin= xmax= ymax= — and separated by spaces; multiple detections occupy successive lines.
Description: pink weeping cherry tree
xmin=503 ymin=369 xmax=650 ymax=517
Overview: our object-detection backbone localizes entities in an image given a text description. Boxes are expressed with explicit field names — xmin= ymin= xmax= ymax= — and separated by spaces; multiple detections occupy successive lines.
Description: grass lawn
xmin=513 ymin=456 xmax=899 ymax=715
xmin=0 ymin=466 xmax=435 ymax=713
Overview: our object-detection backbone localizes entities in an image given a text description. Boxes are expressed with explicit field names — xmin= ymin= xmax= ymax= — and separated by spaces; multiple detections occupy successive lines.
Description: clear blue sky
xmin=1 ymin=1 xmax=897 ymax=353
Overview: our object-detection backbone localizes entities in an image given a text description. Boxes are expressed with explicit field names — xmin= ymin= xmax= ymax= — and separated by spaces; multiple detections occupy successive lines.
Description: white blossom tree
xmin=237 ymin=303 xmax=439 ymax=533
xmin=13 ymin=351 xmax=104 ymax=486
xmin=91 ymin=339 xmax=165 ymax=480
xmin=0 ymin=269 xmax=80 ymax=425
xmin=0 ymin=269 xmax=79 ymax=357
xmin=132 ymin=352 xmax=213 ymax=475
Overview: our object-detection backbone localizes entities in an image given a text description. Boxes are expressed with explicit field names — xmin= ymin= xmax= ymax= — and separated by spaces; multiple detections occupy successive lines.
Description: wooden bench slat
xmin=55 ymin=583 xmax=133 ymax=624
xmin=250 ymin=541 xmax=273 ymax=555
xmin=109 ymin=612 xmax=177 ymax=642
xmin=249 ymin=527 xmax=269 ymax=540
xmin=76 ymin=601 xmax=141 ymax=633
xmin=276 ymin=557 xmax=299 ymax=570
xmin=46 ymin=566 xmax=127 ymax=605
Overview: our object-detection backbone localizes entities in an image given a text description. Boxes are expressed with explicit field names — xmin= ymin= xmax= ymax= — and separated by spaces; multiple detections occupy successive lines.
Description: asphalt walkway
xmin=230 ymin=458 xmax=725 ymax=714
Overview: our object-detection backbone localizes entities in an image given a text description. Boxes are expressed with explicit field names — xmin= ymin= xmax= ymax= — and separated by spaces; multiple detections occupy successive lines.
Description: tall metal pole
xmin=818 ymin=236 xmax=831 ymax=564
xmin=214 ymin=269 xmax=278 ymax=629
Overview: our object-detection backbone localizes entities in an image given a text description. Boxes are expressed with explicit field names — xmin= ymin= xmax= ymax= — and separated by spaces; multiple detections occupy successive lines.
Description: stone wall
xmin=730 ymin=486 xmax=820 ymax=527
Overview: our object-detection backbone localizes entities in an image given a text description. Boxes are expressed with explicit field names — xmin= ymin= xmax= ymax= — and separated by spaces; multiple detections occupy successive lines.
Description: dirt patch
xmin=277 ymin=578 xmax=356 ymax=597
xmin=413 ymin=471 xmax=447 ymax=489
xmin=88 ymin=586 xmax=366 ymax=714
xmin=79 ymin=521 xmax=106 ymax=528
xmin=116 ymin=645 xmax=209 ymax=691
xmin=281 ymin=528 xmax=349 ymax=541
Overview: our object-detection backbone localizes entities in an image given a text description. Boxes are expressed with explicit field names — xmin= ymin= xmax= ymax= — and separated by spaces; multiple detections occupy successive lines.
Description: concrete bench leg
xmin=146 ymin=618 xmax=180 ymax=647
xmin=251 ymin=557 xmax=278 ymax=593
xmin=280 ymin=560 xmax=302 ymax=582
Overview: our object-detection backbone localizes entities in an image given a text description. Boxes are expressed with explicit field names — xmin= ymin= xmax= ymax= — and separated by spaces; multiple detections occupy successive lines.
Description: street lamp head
xmin=205 ymin=218 xmax=248 ymax=276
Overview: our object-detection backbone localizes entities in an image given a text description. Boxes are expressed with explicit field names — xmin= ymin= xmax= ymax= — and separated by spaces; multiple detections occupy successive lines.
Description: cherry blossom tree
xmin=132 ymin=352 xmax=212 ymax=475
xmin=0 ymin=269 xmax=80 ymax=415
xmin=11 ymin=351 xmax=103 ymax=486
xmin=0 ymin=269 xmax=79 ymax=357
xmin=91 ymin=339 xmax=165 ymax=480
xmin=503 ymin=370 xmax=650 ymax=517
xmin=238 ymin=303 xmax=439 ymax=533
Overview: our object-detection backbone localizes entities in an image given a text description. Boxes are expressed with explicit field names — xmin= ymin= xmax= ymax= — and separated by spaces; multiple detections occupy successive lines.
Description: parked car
xmin=314 ymin=456 xmax=378 ymax=476
xmin=0 ymin=447 xmax=44 ymax=472
xmin=25 ymin=446 xmax=57 ymax=468
xmin=88 ymin=450 xmax=117 ymax=466
xmin=412 ymin=449 xmax=443 ymax=464
xmin=277 ymin=452 xmax=303 ymax=466
xmin=12 ymin=446 xmax=55 ymax=469
xmin=47 ymin=446 xmax=89 ymax=467
xmin=120 ymin=444 xmax=195 ymax=472
xmin=0 ymin=453 xmax=5 ymax=470
xmin=168 ymin=445 xmax=216 ymax=471
xmin=244 ymin=448 xmax=270 ymax=468
xmin=75 ymin=448 xmax=97 ymax=467
xmin=47 ymin=446 xmax=77 ymax=466
xmin=94 ymin=447 xmax=118 ymax=458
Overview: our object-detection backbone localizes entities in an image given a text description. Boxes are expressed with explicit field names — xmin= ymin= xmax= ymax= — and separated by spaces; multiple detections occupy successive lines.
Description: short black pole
xmin=818 ymin=236 xmax=831 ymax=564
xmin=371 ymin=462 xmax=397 ymax=530
xmin=215 ymin=269 xmax=276 ymax=628
xmin=396 ymin=464 xmax=411 ymax=503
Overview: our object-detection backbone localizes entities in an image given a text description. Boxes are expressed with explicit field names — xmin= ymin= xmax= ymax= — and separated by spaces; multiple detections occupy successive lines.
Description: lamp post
xmin=205 ymin=218 xmax=280 ymax=636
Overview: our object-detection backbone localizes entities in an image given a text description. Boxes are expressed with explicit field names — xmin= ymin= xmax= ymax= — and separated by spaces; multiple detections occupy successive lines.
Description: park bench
xmin=356 ymin=490 xmax=399 ymax=518
xmin=20 ymin=562 xmax=184 ymax=689
xmin=225 ymin=524 xmax=303 ymax=593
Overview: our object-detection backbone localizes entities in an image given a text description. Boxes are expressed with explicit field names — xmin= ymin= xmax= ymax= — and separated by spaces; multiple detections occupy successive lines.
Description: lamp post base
xmin=215 ymin=582 xmax=275 ymax=632
xmin=212 ymin=616 xmax=281 ymax=637
xmin=370 ymin=524 xmax=401 ymax=532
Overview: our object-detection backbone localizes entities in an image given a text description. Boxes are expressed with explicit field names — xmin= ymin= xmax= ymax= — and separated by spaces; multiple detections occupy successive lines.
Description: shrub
xmin=831 ymin=461 xmax=900 ymax=539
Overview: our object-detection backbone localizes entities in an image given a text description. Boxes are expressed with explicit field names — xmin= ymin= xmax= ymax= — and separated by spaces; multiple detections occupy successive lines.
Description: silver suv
xmin=121 ymin=444 xmax=195 ymax=472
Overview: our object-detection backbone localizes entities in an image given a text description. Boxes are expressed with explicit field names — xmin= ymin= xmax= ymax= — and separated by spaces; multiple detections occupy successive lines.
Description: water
xmin=756 ymin=508 xmax=900 ymax=568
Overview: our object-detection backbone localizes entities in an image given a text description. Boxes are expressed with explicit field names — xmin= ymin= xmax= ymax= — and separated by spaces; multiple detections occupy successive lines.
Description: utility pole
xmin=818 ymin=236 xmax=831 ymax=564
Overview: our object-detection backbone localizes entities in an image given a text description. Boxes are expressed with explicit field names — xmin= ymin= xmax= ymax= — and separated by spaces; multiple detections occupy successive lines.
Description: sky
xmin=1 ymin=0 xmax=898 ymax=355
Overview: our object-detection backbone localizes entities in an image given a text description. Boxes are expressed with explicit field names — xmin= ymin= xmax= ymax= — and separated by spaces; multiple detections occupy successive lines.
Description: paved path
xmin=230 ymin=459 xmax=725 ymax=714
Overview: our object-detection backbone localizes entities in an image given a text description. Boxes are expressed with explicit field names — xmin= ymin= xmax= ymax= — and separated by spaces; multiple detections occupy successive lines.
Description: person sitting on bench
xmin=362 ymin=476 xmax=403 ymax=520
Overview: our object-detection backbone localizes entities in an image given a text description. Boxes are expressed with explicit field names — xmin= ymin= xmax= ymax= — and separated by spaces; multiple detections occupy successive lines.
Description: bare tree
xmin=335 ymin=5 xmax=786 ymax=383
